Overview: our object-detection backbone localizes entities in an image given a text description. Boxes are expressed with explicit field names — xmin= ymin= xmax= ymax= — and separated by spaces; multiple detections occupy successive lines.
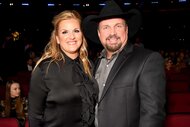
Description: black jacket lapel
xmin=99 ymin=43 xmax=134 ymax=102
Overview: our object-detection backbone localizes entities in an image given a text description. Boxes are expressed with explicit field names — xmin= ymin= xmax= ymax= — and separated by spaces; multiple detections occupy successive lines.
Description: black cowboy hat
xmin=82 ymin=0 xmax=142 ymax=44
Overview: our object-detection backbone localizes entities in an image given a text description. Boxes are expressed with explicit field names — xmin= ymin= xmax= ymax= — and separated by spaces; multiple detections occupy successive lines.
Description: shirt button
xmin=103 ymin=84 xmax=105 ymax=87
xmin=106 ymin=65 xmax=109 ymax=67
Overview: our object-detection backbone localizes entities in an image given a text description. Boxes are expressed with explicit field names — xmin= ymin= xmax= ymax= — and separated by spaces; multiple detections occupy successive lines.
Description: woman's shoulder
xmin=39 ymin=58 xmax=52 ymax=65
xmin=34 ymin=58 xmax=63 ymax=75
xmin=37 ymin=58 xmax=56 ymax=69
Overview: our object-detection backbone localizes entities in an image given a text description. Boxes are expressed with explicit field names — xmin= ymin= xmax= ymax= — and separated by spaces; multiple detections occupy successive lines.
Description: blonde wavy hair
xmin=34 ymin=10 xmax=92 ymax=77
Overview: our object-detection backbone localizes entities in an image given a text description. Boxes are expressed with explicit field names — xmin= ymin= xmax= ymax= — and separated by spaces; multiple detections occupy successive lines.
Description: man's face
xmin=98 ymin=18 xmax=128 ymax=54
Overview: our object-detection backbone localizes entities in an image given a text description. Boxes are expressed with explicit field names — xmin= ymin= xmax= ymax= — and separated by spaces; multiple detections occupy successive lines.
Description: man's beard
xmin=105 ymin=34 xmax=122 ymax=52
xmin=105 ymin=43 xmax=122 ymax=52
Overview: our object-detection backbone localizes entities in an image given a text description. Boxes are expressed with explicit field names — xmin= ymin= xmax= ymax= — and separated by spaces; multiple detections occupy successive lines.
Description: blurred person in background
xmin=0 ymin=80 xmax=28 ymax=127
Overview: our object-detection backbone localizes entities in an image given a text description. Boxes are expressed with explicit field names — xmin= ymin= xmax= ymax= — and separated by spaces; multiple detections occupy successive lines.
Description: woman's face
xmin=56 ymin=18 xmax=83 ymax=59
xmin=10 ymin=83 xmax=21 ymax=98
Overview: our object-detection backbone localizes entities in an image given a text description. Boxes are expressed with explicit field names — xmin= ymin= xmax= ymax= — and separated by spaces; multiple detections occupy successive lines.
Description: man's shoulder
xmin=133 ymin=46 xmax=153 ymax=55
xmin=132 ymin=46 xmax=163 ymax=60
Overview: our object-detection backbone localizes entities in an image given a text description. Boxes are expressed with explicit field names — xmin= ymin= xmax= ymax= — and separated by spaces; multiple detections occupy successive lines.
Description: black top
xmin=28 ymin=53 xmax=98 ymax=127
xmin=10 ymin=98 xmax=17 ymax=117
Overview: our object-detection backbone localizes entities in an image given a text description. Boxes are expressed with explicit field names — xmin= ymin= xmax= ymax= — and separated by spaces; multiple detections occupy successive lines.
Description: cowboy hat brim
xmin=82 ymin=9 xmax=142 ymax=44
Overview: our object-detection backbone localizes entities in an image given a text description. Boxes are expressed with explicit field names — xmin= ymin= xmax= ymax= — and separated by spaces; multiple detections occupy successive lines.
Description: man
xmin=83 ymin=0 xmax=166 ymax=127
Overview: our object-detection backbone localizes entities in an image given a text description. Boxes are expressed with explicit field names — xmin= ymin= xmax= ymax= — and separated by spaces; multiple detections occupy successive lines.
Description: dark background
xmin=0 ymin=0 xmax=190 ymax=51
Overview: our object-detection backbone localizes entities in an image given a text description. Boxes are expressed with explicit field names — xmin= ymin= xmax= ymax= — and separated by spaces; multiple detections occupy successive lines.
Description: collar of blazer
xmin=96 ymin=42 xmax=134 ymax=102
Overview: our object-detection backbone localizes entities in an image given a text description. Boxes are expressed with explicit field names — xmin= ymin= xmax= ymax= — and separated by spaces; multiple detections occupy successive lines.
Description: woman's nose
xmin=69 ymin=32 xmax=75 ymax=39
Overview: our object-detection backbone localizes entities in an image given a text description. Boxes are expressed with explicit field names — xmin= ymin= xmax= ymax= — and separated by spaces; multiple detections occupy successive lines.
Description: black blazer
xmin=95 ymin=43 xmax=166 ymax=127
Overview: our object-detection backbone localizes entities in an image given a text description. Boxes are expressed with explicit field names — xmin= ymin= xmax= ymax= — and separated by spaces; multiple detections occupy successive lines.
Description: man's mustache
xmin=106 ymin=34 xmax=120 ymax=40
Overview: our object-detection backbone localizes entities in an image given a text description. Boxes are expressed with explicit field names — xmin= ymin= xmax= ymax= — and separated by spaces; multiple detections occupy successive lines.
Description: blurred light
xmin=151 ymin=1 xmax=159 ymax=4
xmin=179 ymin=0 xmax=186 ymax=2
xmin=48 ymin=3 xmax=55 ymax=7
xmin=86 ymin=3 xmax=90 ymax=7
xmin=82 ymin=3 xmax=90 ymax=7
xmin=99 ymin=3 xmax=106 ymax=6
xmin=22 ymin=3 xmax=29 ymax=6
xmin=10 ymin=3 xmax=14 ymax=6
xmin=124 ymin=2 xmax=131 ymax=6
xmin=73 ymin=3 xmax=80 ymax=7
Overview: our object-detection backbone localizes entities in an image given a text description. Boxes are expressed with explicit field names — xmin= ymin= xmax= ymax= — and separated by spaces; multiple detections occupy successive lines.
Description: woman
xmin=0 ymin=80 xmax=27 ymax=127
xmin=28 ymin=10 xmax=98 ymax=127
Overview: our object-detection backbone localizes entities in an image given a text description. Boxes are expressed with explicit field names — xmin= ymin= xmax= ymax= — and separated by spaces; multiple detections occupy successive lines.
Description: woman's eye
xmin=74 ymin=29 xmax=80 ymax=33
xmin=62 ymin=31 xmax=67 ymax=34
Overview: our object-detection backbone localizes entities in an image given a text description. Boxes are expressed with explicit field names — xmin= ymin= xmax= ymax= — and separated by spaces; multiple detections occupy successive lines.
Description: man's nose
xmin=110 ymin=27 xmax=116 ymax=35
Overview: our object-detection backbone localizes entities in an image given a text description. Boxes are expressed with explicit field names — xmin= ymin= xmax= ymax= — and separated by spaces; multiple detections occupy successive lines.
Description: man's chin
xmin=107 ymin=47 xmax=120 ymax=52
xmin=106 ymin=44 xmax=122 ymax=52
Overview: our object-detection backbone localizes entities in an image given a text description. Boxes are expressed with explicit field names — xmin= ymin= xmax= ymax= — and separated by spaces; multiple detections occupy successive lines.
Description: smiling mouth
xmin=108 ymin=37 xmax=118 ymax=41
xmin=106 ymin=35 xmax=120 ymax=41
xmin=107 ymin=37 xmax=119 ymax=44
xmin=67 ymin=41 xmax=77 ymax=44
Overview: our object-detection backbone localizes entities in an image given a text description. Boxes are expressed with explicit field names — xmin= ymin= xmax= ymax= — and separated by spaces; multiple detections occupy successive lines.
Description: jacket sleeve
xmin=139 ymin=52 xmax=166 ymax=127
xmin=28 ymin=65 xmax=49 ymax=127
